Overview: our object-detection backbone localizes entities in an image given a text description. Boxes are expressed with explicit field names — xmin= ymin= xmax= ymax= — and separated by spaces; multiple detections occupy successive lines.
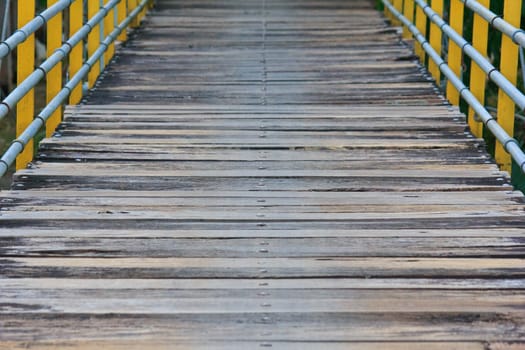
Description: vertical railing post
xmin=495 ymin=0 xmax=522 ymax=173
xmin=140 ymin=0 xmax=148 ymax=21
xmin=402 ymin=0 xmax=414 ymax=39
xmin=104 ymin=0 xmax=115 ymax=66
xmin=392 ymin=0 xmax=403 ymax=25
xmin=446 ymin=0 xmax=464 ymax=106
xmin=129 ymin=0 xmax=139 ymax=28
xmin=16 ymin=0 xmax=35 ymax=170
xmin=468 ymin=0 xmax=489 ymax=138
xmin=414 ymin=2 xmax=427 ymax=64
xmin=69 ymin=0 xmax=83 ymax=104
xmin=117 ymin=0 xmax=127 ymax=41
xmin=87 ymin=0 xmax=100 ymax=88
xmin=428 ymin=0 xmax=443 ymax=83
xmin=384 ymin=0 xmax=392 ymax=21
xmin=46 ymin=0 xmax=63 ymax=137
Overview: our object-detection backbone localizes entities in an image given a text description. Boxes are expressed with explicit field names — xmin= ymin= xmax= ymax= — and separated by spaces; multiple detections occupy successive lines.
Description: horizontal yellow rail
xmin=0 ymin=0 xmax=153 ymax=175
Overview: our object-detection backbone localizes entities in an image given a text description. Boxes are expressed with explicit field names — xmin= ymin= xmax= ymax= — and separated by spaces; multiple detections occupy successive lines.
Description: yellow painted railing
xmin=495 ymin=1 xmax=521 ymax=173
xmin=15 ymin=0 xmax=35 ymax=170
xmin=385 ymin=0 xmax=525 ymax=175
xmin=0 ymin=0 xmax=152 ymax=176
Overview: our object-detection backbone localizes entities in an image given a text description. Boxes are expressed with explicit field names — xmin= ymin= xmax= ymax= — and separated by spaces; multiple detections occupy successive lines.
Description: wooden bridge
xmin=1 ymin=0 xmax=525 ymax=348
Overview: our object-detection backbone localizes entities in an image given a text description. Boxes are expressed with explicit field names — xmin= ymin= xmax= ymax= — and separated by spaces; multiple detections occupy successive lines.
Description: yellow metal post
xmin=392 ymin=0 xmax=403 ymax=25
xmin=46 ymin=0 xmax=62 ymax=137
xmin=104 ymin=0 xmax=115 ymax=65
xmin=428 ymin=0 xmax=443 ymax=83
xmin=446 ymin=0 xmax=464 ymax=106
xmin=402 ymin=0 xmax=415 ymax=39
xmin=129 ymin=0 xmax=139 ymax=28
xmin=16 ymin=0 xmax=35 ymax=170
xmin=414 ymin=3 xmax=427 ymax=63
xmin=88 ymin=0 xmax=100 ymax=88
xmin=468 ymin=0 xmax=489 ymax=138
xmin=384 ymin=1 xmax=391 ymax=21
xmin=495 ymin=0 xmax=522 ymax=173
xmin=140 ymin=0 xmax=147 ymax=21
xmin=69 ymin=0 xmax=83 ymax=104
xmin=117 ymin=0 xmax=127 ymax=41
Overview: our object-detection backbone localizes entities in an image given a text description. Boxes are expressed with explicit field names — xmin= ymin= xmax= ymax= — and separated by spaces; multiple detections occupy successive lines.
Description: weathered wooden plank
xmin=2 ymin=189 xmax=521 ymax=206
xmin=0 ymin=313 xmax=523 ymax=342
xmin=3 ymin=209 xmax=522 ymax=222
xmin=15 ymin=167 xmax=507 ymax=178
xmin=2 ymin=257 xmax=525 ymax=279
xmin=11 ymin=175 xmax=512 ymax=191
xmin=1 ymin=236 xmax=524 ymax=258
xmin=1 ymin=290 xmax=525 ymax=314
xmin=2 ymin=277 xmax=524 ymax=290
xmin=0 ymin=340 xmax=493 ymax=350
xmin=64 ymin=104 xmax=456 ymax=112
xmin=41 ymin=136 xmax=479 ymax=147
xmin=1 ymin=228 xmax=525 ymax=239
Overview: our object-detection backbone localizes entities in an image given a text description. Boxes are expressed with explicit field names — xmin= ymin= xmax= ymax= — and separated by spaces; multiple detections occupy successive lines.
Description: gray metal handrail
xmin=0 ymin=0 xmax=74 ymax=59
xmin=0 ymin=0 xmax=120 ymax=123
xmin=461 ymin=0 xmax=525 ymax=48
xmin=414 ymin=0 xmax=525 ymax=111
xmin=382 ymin=0 xmax=525 ymax=173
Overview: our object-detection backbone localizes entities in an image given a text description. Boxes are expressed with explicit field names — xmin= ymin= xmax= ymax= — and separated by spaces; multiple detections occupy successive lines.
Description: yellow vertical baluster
xmin=140 ymin=0 xmax=147 ymax=20
xmin=98 ymin=0 xmax=105 ymax=72
xmin=392 ymin=0 xmax=403 ymax=25
xmin=468 ymin=0 xmax=489 ymax=138
xmin=16 ymin=0 xmax=35 ymax=170
xmin=46 ymin=0 xmax=62 ymax=137
xmin=87 ymin=0 xmax=100 ymax=88
xmin=402 ymin=0 xmax=414 ymax=39
xmin=129 ymin=0 xmax=139 ymax=28
xmin=446 ymin=0 xmax=464 ymax=106
xmin=495 ymin=0 xmax=522 ymax=173
xmin=117 ymin=0 xmax=127 ymax=41
xmin=104 ymin=0 xmax=115 ymax=65
xmin=428 ymin=0 xmax=443 ymax=83
xmin=384 ymin=0 xmax=391 ymax=21
xmin=69 ymin=0 xmax=83 ymax=104
xmin=414 ymin=3 xmax=427 ymax=63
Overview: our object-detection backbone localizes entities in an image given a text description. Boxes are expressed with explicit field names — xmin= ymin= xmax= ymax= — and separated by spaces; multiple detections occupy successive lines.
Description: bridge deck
xmin=1 ymin=0 xmax=525 ymax=348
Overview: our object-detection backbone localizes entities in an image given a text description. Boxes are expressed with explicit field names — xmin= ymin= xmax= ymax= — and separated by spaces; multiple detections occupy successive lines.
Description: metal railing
xmin=0 ymin=0 xmax=152 ymax=177
xmin=383 ymin=0 xmax=525 ymax=175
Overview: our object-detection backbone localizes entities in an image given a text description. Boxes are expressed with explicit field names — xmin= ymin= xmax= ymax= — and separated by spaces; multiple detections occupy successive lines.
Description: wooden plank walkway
xmin=1 ymin=0 xmax=525 ymax=348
